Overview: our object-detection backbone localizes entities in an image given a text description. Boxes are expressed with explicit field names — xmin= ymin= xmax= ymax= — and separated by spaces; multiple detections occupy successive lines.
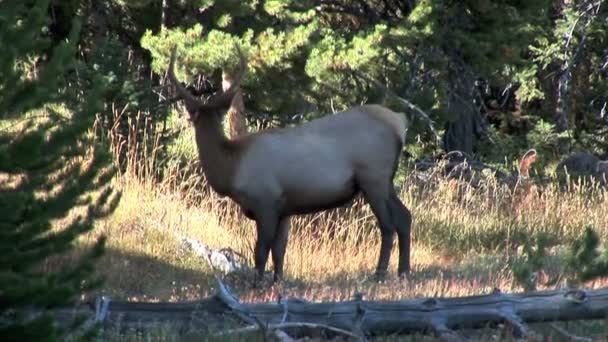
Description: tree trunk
xmin=555 ymin=64 xmax=572 ymax=133
xmin=54 ymin=287 xmax=608 ymax=340
xmin=443 ymin=56 xmax=483 ymax=155
xmin=90 ymin=1 xmax=107 ymax=49
xmin=222 ymin=71 xmax=247 ymax=138
xmin=539 ymin=66 xmax=559 ymax=123
xmin=572 ymin=54 xmax=591 ymax=132
xmin=553 ymin=0 xmax=600 ymax=133
xmin=161 ymin=0 xmax=169 ymax=32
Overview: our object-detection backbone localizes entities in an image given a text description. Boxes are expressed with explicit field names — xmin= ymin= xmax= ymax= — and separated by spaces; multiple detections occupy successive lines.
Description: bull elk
xmin=167 ymin=47 xmax=412 ymax=284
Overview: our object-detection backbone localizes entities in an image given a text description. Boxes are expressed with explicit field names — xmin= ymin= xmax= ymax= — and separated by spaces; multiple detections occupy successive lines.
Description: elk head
xmin=167 ymin=46 xmax=246 ymax=122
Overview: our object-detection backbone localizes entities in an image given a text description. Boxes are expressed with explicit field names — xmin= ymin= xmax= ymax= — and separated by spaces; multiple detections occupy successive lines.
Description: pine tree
xmin=0 ymin=1 xmax=119 ymax=340
xmin=141 ymin=1 xmax=551 ymax=156
xmin=531 ymin=0 xmax=608 ymax=135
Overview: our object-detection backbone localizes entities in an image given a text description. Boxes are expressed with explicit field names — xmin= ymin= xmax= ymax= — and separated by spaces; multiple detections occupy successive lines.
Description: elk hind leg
xmin=388 ymin=188 xmax=412 ymax=276
xmin=360 ymin=180 xmax=396 ymax=279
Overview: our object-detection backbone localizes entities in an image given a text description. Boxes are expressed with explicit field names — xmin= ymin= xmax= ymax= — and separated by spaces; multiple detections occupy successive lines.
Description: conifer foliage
xmin=0 ymin=1 xmax=119 ymax=340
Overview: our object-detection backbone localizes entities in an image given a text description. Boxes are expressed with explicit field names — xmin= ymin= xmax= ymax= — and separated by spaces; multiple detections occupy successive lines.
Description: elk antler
xmin=167 ymin=45 xmax=246 ymax=120
xmin=167 ymin=46 xmax=205 ymax=117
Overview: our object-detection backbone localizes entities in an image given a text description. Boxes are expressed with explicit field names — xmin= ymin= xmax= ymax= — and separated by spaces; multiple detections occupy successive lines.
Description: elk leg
xmin=360 ymin=184 xmax=395 ymax=279
xmin=271 ymin=217 xmax=290 ymax=283
xmin=389 ymin=188 xmax=412 ymax=276
xmin=254 ymin=213 xmax=278 ymax=287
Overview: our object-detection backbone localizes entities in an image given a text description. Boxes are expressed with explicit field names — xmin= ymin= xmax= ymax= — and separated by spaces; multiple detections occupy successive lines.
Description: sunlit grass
xmin=88 ymin=167 xmax=608 ymax=339
xmin=10 ymin=108 xmax=607 ymax=301
xmin=81 ymin=160 xmax=608 ymax=303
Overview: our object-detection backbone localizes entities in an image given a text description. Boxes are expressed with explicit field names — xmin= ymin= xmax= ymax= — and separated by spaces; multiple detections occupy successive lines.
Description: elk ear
xmin=203 ymin=44 xmax=246 ymax=111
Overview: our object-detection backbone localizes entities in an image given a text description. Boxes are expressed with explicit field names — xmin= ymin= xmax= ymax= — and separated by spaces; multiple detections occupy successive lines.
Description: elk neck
xmin=192 ymin=113 xmax=242 ymax=196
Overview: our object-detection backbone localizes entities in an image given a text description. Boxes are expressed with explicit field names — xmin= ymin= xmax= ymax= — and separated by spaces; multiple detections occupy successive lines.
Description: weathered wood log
xmin=53 ymin=287 xmax=608 ymax=339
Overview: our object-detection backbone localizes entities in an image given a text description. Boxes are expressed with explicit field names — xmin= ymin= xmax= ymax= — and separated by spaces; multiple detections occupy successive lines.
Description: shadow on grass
xmin=56 ymin=237 xmax=574 ymax=304
xmin=90 ymin=246 xmax=218 ymax=301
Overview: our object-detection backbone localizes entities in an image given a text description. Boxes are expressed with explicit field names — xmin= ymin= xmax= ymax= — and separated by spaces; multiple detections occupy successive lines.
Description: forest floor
xmin=63 ymin=165 xmax=608 ymax=341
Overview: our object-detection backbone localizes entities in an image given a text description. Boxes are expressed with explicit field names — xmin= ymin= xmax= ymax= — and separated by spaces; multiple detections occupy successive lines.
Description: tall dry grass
xmin=86 ymin=110 xmax=608 ymax=305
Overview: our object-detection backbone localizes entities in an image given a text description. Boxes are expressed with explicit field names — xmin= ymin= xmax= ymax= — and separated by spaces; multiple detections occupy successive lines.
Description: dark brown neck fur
xmin=193 ymin=113 xmax=242 ymax=196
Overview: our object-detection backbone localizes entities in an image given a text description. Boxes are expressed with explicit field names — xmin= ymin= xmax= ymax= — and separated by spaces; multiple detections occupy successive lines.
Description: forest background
xmin=2 ymin=0 xmax=608 ymax=340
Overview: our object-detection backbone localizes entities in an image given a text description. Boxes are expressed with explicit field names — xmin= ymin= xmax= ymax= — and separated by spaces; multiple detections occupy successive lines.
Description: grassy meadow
xmin=90 ymin=166 xmax=608 ymax=298
xmin=29 ymin=111 xmax=608 ymax=340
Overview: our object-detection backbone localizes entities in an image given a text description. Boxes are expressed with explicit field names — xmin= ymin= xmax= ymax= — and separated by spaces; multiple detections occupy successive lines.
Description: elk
xmin=167 ymin=47 xmax=412 ymax=284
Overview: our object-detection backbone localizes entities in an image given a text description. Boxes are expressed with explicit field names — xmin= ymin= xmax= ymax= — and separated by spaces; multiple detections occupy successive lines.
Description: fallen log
xmin=54 ymin=287 xmax=608 ymax=339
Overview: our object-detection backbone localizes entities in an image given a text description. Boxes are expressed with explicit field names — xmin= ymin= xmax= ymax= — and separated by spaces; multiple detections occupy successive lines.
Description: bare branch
xmin=497 ymin=310 xmax=529 ymax=339
xmin=430 ymin=318 xmax=465 ymax=342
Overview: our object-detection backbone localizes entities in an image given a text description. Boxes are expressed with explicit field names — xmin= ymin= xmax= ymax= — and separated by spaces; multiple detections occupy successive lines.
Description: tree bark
xmin=555 ymin=63 xmax=572 ymax=133
xmin=443 ymin=56 xmax=483 ymax=155
xmin=160 ymin=0 xmax=169 ymax=33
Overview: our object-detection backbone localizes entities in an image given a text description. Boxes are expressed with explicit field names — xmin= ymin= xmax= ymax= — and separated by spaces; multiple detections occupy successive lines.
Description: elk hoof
xmin=374 ymin=270 xmax=388 ymax=283
xmin=398 ymin=268 xmax=410 ymax=278
xmin=252 ymin=272 xmax=266 ymax=289
xmin=272 ymin=275 xmax=284 ymax=287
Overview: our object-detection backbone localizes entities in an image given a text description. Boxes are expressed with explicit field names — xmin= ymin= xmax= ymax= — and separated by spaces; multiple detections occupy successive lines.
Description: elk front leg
xmin=271 ymin=217 xmax=290 ymax=283
xmin=254 ymin=213 xmax=278 ymax=287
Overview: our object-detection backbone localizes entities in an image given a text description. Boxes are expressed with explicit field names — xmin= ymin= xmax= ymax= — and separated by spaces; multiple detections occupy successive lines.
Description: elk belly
xmin=280 ymin=171 xmax=359 ymax=215
xmin=232 ymin=134 xmax=360 ymax=216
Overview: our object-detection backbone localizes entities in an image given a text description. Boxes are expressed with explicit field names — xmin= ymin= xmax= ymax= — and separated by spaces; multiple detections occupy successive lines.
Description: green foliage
xmin=81 ymin=36 xmax=167 ymax=176
xmin=512 ymin=234 xmax=549 ymax=292
xmin=476 ymin=125 xmax=520 ymax=164
xmin=514 ymin=64 xmax=544 ymax=104
xmin=0 ymin=0 xmax=76 ymax=117
xmin=0 ymin=1 xmax=119 ymax=340
xmin=37 ymin=0 xmax=598 ymax=175
xmin=565 ymin=226 xmax=608 ymax=286
xmin=511 ymin=225 xmax=608 ymax=291
xmin=526 ymin=120 xmax=571 ymax=165
xmin=139 ymin=0 xmax=566 ymax=156
xmin=141 ymin=14 xmax=320 ymax=116
xmin=527 ymin=0 xmax=608 ymax=133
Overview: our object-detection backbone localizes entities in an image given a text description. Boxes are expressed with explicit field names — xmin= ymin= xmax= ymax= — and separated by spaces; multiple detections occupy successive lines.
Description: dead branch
xmin=51 ymin=287 xmax=608 ymax=340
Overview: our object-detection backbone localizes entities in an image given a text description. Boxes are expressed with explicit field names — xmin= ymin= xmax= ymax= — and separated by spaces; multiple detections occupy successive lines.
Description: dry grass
xmin=89 ymin=165 xmax=608 ymax=340
xmin=46 ymin=111 xmax=606 ymax=339
xmin=76 ymin=111 xmax=608 ymax=304
xmin=82 ymin=160 xmax=608 ymax=303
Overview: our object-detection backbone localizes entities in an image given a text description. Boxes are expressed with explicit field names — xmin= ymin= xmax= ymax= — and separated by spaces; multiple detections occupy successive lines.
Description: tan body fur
xmin=232 ymin=105 xmax=408 ymax=217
